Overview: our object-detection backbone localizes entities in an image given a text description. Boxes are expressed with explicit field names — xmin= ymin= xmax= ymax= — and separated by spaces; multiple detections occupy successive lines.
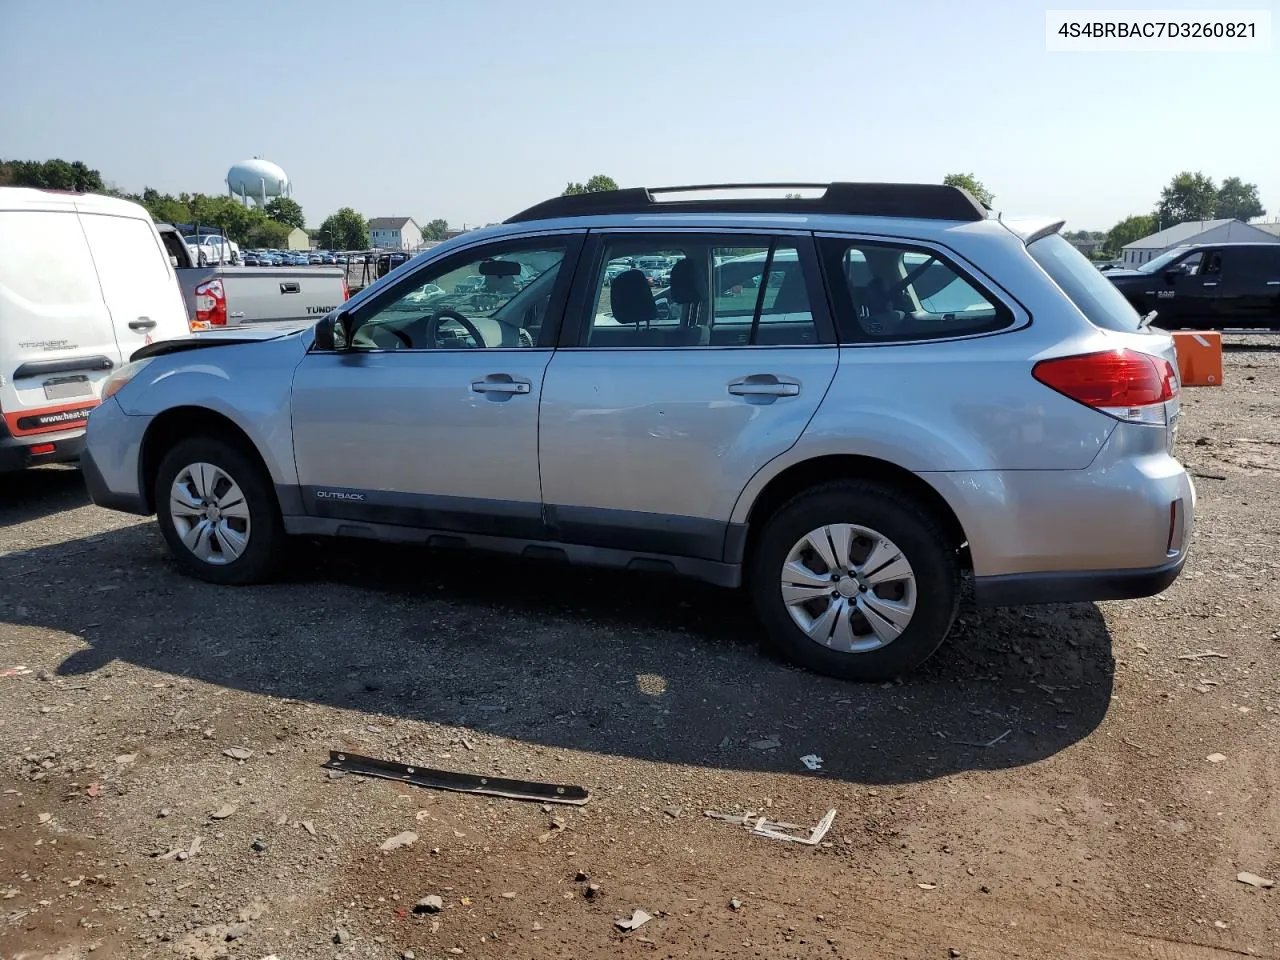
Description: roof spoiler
xmin=1020 ymin=220 xmax=1067 ymax=245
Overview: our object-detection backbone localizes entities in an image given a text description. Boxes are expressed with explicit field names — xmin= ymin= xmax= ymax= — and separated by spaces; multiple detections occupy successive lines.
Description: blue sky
xmin=2 ymin=0 xmax=1277 ymax=231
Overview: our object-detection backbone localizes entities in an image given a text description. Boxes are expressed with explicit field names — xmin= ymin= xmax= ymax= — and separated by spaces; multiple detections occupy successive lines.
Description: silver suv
xmin=82 ymin=182 xmax=1194 ymax=681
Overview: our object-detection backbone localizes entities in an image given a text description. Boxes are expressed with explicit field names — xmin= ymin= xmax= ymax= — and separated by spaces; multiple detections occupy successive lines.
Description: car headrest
xmin=667 ymin=258 xmax=706 ymax=305
xmin=610 ymin=269 xmax=656 ymax=325
xmin=770 ymin=269 xmax=810 ymax=313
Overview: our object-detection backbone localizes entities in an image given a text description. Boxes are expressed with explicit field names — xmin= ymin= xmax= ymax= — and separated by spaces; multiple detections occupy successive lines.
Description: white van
xmin=0 ymin=188 xmax=191 ymax=471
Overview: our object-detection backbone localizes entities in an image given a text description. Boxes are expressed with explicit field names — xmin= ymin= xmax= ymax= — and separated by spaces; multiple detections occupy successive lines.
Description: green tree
xmin=562 ymin=174 xmax=619 ymax=196
xmin=1215 ymin=177 xmax=1265 ymax=221
xmin=317 ymin=207 xmax=369 ymax=249
xmin=1156 ymin=171 xmax=1218 ymax=225
xmin=0 ymin=158 xmax=106 ymax=192
xmin=942 ymin=172 xmax=994 ymax=206
xmin=187 ymin=194 xmax=265 ymax=245
xmin=247 ymin=219 xmax=292 ymax=248
xmin=264 ymin=196 xmax=305 ymax=229
xmin=421 ymin=218 xmax=450 ymax=240
xmin=133 ymin=187 xmax=191 ymax=225
xmin=1106 ymin=213 xmax=1157 ymax=254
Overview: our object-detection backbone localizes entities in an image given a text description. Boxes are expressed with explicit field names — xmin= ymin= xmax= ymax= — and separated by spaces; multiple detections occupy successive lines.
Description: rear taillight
xmin=192 ymin=278 xmax=227 ymax=331
xmin=342 ymin=277 xmax=350 ymax=302
xmin=1032 ymin=349 xmax=1177 ymax=424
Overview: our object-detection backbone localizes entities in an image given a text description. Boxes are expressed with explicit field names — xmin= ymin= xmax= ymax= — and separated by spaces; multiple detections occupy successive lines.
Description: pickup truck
xmin=157 ymin=223 xmax=348 ymax=331
xmin=1105 ymin=241 xmax=1280 ymax=330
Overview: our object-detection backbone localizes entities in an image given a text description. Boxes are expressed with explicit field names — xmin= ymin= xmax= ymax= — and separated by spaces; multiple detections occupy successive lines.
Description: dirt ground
xmin=1 ymin=340 xmax=1277 ymax=960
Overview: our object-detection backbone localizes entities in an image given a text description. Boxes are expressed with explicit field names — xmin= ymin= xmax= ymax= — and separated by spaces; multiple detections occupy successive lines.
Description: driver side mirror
xmin=1163 ymin=267 xmax=1184 ymax=283
xmin=318 ymin=310 xmax=352 ymax=351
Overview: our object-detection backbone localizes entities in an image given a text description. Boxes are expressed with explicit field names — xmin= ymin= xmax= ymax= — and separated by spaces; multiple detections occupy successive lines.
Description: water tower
xmin=226 ymin=157 xmax=291 ymax=207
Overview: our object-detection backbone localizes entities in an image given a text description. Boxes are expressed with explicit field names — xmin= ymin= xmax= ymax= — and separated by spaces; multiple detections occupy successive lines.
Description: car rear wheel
xmin=750 ymin=480 xmax=960 ymax=681
xmin=155 ymin=437 xmax=284 ymax=585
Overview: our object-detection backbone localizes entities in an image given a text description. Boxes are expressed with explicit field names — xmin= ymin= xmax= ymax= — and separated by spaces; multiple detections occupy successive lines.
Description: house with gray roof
xmin=1122 ymin=219 xmax=1280 ymax=266
xmin=368 ymin=217 xmax=422 ymax=251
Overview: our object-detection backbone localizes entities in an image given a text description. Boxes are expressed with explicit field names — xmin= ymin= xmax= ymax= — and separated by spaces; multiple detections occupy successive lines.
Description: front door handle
xmin=1202 ymin=281 xmax=1218 ymax=287
xmin=1267 ymin=281 xmax=1280 ymax=286
xmin=129 ymin=318 xmax=156 ymax=332
xmin=728 ymin=375 xmax=800 ymax=398
xmin=471 ymin=374 xmax=532 ymax=395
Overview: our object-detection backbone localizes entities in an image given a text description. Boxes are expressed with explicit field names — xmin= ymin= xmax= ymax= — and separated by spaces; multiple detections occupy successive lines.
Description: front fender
xmin=119 ymin=335 xmax=307 ymax=487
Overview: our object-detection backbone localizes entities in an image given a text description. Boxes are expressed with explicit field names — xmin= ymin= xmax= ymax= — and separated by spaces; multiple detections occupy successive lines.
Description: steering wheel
xmin=423 ymin=308 xmax=485 ymax=348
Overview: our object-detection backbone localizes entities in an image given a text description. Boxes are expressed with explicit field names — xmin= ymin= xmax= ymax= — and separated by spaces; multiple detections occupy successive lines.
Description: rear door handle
xmin=471 ymin=375 xmax=532 ymax=395
xmin=1202 ymin=282 xmax=1218 ymax=287
xmin=728 ymin=375 xmax=800 ymax=398
xmin=1267 ymin=281 xmax=1280 ymax=286
xmin=128 ymin=318 xmax=156 ymax=332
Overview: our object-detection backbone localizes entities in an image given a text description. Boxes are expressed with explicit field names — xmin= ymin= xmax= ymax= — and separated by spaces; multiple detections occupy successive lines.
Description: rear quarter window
xmin=1028 ymin=233 xmax=1144 ymax=332
xmin=819 ymin=238 xmax=1012 ymax=343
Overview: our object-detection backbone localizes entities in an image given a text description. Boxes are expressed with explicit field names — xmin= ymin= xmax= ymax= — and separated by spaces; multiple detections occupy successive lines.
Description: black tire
xmin=749 ymin=480 xmax=960 ymax=681
xmin=154 ymin=436 xmax=284 ymax=585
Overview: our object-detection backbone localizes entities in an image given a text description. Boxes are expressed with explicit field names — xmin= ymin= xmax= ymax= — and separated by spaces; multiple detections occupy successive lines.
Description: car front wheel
xmin=750 ymin=480 xmax=960 ymax=681
xmin=154 ymin=437 xmax=284 ymax=585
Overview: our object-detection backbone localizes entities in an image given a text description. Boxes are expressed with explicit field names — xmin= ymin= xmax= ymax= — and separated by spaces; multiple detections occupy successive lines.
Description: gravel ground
xmin=1 ymin=339 xmax=1278 ymax=960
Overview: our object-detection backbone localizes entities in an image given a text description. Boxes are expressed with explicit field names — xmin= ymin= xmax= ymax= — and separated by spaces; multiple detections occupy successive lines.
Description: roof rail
xmin=505 ymin=182 xmax=988 ymax=224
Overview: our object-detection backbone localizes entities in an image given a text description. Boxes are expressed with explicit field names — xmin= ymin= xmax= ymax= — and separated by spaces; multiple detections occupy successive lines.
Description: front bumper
xmin=80 ymin=397 xmax=151 ymax=515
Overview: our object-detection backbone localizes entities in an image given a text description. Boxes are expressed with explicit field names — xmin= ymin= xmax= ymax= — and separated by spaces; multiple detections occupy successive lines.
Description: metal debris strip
xmin=705 ymin=808 xmax=837 ymax=845
xmin=954 ymin=728 xmax=1012 ymax=749
xmin=322 ymin=751 xmax=590 ymax=806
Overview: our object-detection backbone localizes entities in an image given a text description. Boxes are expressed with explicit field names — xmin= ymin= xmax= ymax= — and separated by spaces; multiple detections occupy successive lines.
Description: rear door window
xmin=819 ymin=237 xmax=1012 ymax=342
xmin=578 ymin=235 xmax=829 ymax=347
xmin=1230 ymin=247 xmax=1276 ymax=281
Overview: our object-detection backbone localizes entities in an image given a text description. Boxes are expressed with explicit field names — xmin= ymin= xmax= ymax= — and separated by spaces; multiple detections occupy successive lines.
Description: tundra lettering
xmin=307 ymin=305 xmax=337 ymax=315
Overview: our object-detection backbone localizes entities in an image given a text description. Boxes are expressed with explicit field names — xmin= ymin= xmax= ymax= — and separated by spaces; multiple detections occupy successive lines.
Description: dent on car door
xmin=538 ymin=232 xmax=838 ymax=562
xmin=288 ymin=233 xmax=583 ymax=535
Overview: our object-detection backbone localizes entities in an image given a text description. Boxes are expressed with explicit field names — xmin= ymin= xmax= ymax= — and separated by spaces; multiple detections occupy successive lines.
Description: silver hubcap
xmin=169 ymin=462 xmax=251 ymax=565
xmin=780 ymin=523 xmax=917 ymax=653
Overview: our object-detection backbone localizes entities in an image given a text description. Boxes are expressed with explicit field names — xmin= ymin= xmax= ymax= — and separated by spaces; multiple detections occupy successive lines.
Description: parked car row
xmin=240 ymin=249 xmax=359 ymax=267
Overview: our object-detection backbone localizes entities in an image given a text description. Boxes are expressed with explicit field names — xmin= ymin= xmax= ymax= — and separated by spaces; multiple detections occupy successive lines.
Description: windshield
xmin=1137 ymin=245 xmax=1192 ymax=274
xmin=1028 ymin=233 xmax=1145 ymax=332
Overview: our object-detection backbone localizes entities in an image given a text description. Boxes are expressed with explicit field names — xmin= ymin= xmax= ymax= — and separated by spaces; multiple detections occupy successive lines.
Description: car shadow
xmin=0 ymin=466 xmax=88 ymax=529
xmin=4 ymin=523 xmax=1115 ymax=786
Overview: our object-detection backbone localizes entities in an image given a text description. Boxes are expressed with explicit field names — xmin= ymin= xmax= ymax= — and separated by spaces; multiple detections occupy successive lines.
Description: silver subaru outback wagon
xmin=82 ymin=182 xmax=1194 ymax=681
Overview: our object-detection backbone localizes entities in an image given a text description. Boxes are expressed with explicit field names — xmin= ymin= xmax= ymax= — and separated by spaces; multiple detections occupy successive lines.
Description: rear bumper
xmin=0 ymin=429 xmax=85 ymax=473
xmin=924 ymin=429 xmax=1195 ymax=604
xmin=972 ymin=552 xmax=1186 ymax=606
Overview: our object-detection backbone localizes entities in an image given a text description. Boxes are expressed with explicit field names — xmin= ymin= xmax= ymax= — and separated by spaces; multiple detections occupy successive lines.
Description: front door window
xmin=347 ymin=241 xmax=571 ymax=351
